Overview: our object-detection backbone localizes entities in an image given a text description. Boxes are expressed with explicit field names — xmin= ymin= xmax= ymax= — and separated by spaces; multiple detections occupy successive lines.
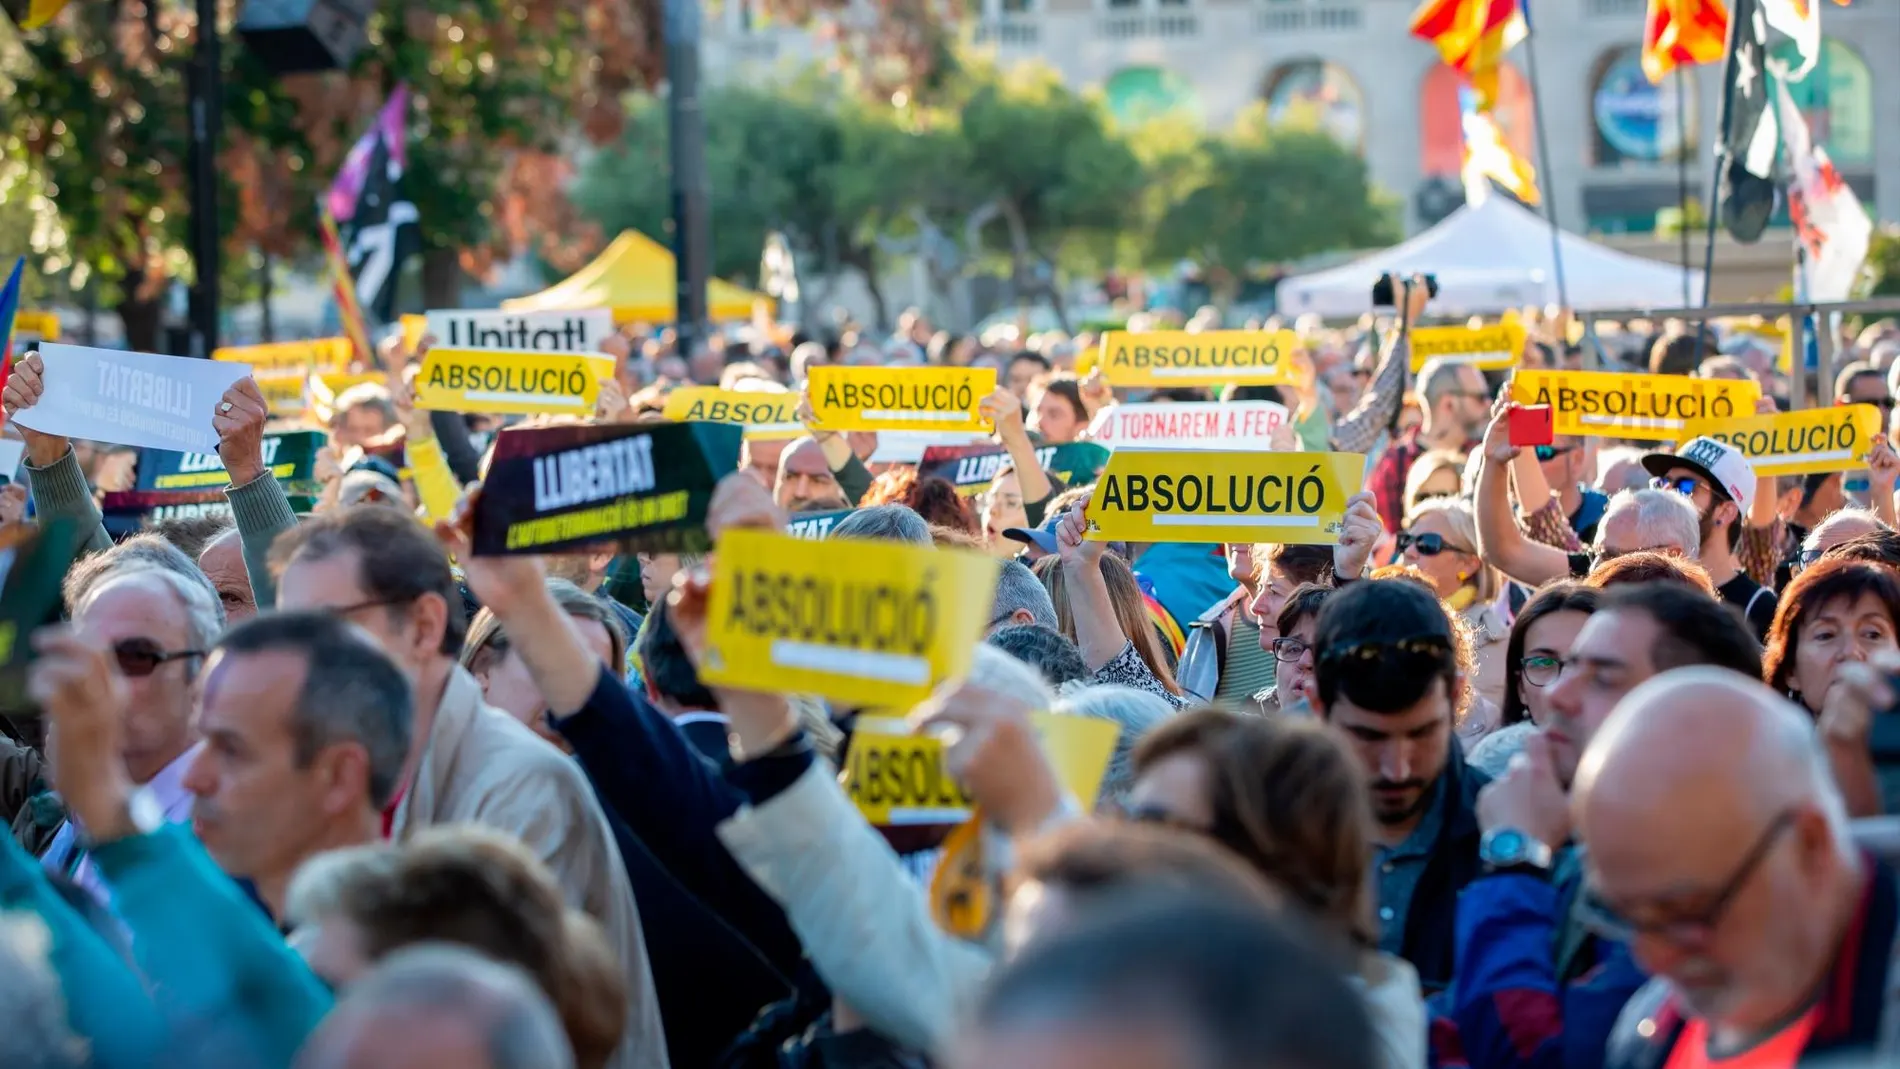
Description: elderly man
xmin=1578 ymin=670 xmax=1897 ymax=1068
xmin=40 ymin=567 xmax=221 ymax=908
xmin=774 ymin=436 xmax=851 ymax=513
xmin=185 ymin=612 xmax=412 ymax=920
xmin=270 ymin=506 xmax=669 ymax=1069
xmin=199 ymin=527 xmax=258 ymax=623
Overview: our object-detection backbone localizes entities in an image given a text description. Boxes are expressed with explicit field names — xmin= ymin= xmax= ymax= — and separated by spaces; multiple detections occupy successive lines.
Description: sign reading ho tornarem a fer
xmin=14 ymin=344 xmax=252 ymax=454
xmin=471 ymin=420 xmax=743 ymax=557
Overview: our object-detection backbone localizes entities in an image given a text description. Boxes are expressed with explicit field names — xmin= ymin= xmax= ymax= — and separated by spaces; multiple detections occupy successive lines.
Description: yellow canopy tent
xmin=502 ymin=230 xmax=771 ymax=324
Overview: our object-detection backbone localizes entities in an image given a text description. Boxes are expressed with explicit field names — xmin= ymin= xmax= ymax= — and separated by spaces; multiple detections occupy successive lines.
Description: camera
xmin=1371 ymin=273 xmax=1439 ymax=309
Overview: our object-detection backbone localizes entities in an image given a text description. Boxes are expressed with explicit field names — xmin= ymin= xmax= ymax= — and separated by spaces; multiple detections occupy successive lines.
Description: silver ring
xmin=219 ymin=401 xmax=233 ymax=414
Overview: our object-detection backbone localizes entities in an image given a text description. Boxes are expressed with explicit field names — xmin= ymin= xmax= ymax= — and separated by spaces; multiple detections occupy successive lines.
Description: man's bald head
xmin=774 ymin=436 xmax=842 ymax=511
xmin=1574 ymin=668 xmax=1859 ymax=1034
xmin=199 ymin=528 xmax=256 ymax=622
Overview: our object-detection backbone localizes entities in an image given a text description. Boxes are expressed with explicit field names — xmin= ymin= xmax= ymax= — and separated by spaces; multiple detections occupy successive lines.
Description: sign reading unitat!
xmin=423 ymin=308 xmax=616 ymax=353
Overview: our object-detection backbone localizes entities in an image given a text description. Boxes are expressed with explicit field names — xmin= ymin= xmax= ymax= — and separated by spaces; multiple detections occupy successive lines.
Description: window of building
xmin=1589 ymin=45 xmax=1697 ymax=167
xmin=1262 ymin=59 xmax=1365 ymax=154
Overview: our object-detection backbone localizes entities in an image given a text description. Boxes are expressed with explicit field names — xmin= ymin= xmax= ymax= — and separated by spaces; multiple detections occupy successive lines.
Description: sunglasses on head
xmin=113 ymin=638 xmax=205 ymax=679
xmin=1396 ymin=531 xmax=1468 ymax=557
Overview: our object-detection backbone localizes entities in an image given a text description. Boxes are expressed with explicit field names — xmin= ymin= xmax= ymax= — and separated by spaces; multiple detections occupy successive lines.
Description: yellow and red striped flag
xmin=1641 ymin=0 xmax=1730 ymax=84
xmin=317 ymin=207 xmax=376 ymax=372
xmin=1410 ymin=0 xmax=1527 ymax=110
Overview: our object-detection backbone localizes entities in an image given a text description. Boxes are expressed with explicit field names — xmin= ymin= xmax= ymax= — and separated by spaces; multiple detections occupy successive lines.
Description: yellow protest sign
xmin=806 ymin=366 xmax=995 ymax=434
xmin=698 ymin=527 xmax=999 ymax=708
xmin=661 ymin=387 xmax=804 ymax=440
xmin=841 ymin=712 xmax=1120 ymax=826
xmin=213 ymin=337 xmax=353 ymax=371
xmin=1680 ymin=404 xmax=1885 ymax=477
xmin=1512 ymin=370 xmax=1760 ymax=441
xmin=1096 ymin=330 xmax=1300 ymax=388
xmin=13 ymin=311 xmax=59 ymax=343
xmin=260 ymin=370 xmax=387 ymax=419
xmin=414 ymin=347 xmax=605 ymax=416
xmin=1086 ymin=450 xmax=1366 ymax=545
xmin=401 ymin=314 xmax=427 ymax=352
xmin=1409 ymin=320 xmax=1527 ymax=371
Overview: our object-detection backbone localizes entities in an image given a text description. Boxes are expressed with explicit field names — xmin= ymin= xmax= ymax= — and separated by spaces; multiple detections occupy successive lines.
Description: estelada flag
xmin=1460 ymin=89 xmax=1540 ymax=206
xmin=1410 ymin=0 xmax=1527 ymax=110
xmin=0 ymin=257 xmax=23 ymax=420
xmin=1641 ymin=0 xmax=1730 ymax=84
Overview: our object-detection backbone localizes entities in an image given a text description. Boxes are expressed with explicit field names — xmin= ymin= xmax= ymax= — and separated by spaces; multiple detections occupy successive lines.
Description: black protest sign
xmin=918 ymin=441 xmax=1112 ymax=494
xmin=786 ymin=508 xmax=855 ymax=540
xmin=135 ymin=430 xmax=326 ymax=494
xmin=472 ymin=420 xmax=741 ymax=556
xmin=0 ymin=517 xmax=86 ymax=718
xmin=102 ymin=490 xmax=321 ymax=540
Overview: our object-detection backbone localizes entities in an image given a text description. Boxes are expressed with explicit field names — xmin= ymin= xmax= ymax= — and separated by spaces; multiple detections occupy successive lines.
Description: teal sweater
xmin=1 ymin=823 xmax=332 ymax=1068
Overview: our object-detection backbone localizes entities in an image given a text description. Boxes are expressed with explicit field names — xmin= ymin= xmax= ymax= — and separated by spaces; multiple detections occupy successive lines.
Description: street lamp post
xmin=664 ymin=0 xmax=710 ymax=361
xmin=185 ymin=0 xmax=221 ymax=357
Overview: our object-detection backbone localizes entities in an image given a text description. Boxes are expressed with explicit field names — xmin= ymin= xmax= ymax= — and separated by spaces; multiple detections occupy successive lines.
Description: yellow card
xmin=213 ymin=337 xmax=353 ymax=371
xmin=662 ymin=387 xmax=804 ymax=440
xmin=1096 ymin=330 xmax=1300 ymax=388
xmin=401 ymin=314 xmax=428 ymax=352
xmin=698 ymin=528 xmax=999 ymax=708
xmin=13 ymin=311 xmax=59 ymax=343
xmin=1409 ymin=321 xmax=1527 ymax=371
xmin=806 ymin=366 xmax=996 ymax=433
xmin=1679 ymin=404 xmax=1885 ymax=477
xmin=841 ymin=712 xmax=1121 ymax=826
xmin=1087 ymin=449 xmax=1366 ymax=545
xmin=414 ymin=347 xmax=606 ymax=416
xmin=1512 ymin=370 xmax=1760 ymax=441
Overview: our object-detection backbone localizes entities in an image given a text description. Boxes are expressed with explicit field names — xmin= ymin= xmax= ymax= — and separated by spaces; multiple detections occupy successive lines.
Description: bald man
xmin=774 ymin=437 xmax=849 ymax=513
xmin=1578 ymin=669 xmax=1898 ymax=1069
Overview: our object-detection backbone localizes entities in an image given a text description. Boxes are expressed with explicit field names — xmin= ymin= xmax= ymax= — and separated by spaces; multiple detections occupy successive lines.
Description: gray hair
xmin=1052 ymin=684 xmax=1176 ymax=808
xmin=216 ymin=612 xmax=414 ymax=808
xmin=74 ymin=563 xmax=224 ymax=655
xmin=62 ymin=533 xmax=225 ymax=632
xmin=1803 ymin=505 xmax=1886 ymax=554
xmin=992 ymin=560 xmax=1059 ymax=631
xmin=828 ymin=503 xmax=933 ymax=545
xmin=1595 ymin=446 xmax=1653 ymax=494
xmin=334 ymin=382 xmax=398 ymax=425
xmin=965 ymin=642 xmax=1057 ymax=709
xmin=297 ymin=944 xmax=574 ymax=1069
xmin=1417 ymin=359 xmax=1471 ymax=405
xmin=0 ymin=914 xmax=84 ymax=1069
xmin=284 ymin=843 xmax=400 ymax=930
xmin=1597 ymin=488 xmax=1701 ymax=558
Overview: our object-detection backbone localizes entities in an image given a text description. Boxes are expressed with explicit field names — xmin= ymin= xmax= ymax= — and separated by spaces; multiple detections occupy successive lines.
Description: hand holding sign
xmin=212 ymin=378 xmax=273 ymax=488
xmin=435 ymin=484 xmax=549 ymax=620
xmin=1055 ymin=492 xmax=1105 ymax=565
xmin=667 ymin=562 xmax=802 ymax=756
xmin=1078 ymin=367 xmax=1112 ymax=415
xmin=912 ymin=678 xmax=1062 ymax=837
xmin=0 ymin=352 xmax=66 ymax=466
xmin=1333 ymin=491 xmax=1382 ymax=581
xmin=979 ymin=387 xmax=1026 ymax=445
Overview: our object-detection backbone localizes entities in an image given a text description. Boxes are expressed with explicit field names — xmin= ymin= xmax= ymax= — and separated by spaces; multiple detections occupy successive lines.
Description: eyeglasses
xmin=1578 ymin=810 xmax=1796 ymax=944
xmin=113 ymin=638 xmax=205 ymax=679
xmin=1519 ymin=653 xmax=1565 ymax=687
xmin=1533 ymin=444 xmax=1577 ymax=463
xmin=1791 ymin=546 xmax=1827 ymax=576
xmin=1397 ymin=531 xmax=1471 ymax=557
xmin=1650 ymin=475 xmax=1701 ymax=498
xmin=1271 ymin=636 xmax=1312 ymax=663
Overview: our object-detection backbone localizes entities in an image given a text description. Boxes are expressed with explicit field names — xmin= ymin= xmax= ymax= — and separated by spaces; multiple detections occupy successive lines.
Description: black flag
xmin=328 ymin=88 xmax=421 ymax=324
xmin=1716 ymin=0 xmax=1778 ymax=244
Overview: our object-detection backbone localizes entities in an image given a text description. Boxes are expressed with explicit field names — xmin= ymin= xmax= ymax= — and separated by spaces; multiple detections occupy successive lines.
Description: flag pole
xmin=1674 ymin=65 xmax=1692 ymax=306
xmin=1695 ymin=1 xmax=1745 ymax=365
xmin=1518 ymin=11 xmax=1569 ymax=310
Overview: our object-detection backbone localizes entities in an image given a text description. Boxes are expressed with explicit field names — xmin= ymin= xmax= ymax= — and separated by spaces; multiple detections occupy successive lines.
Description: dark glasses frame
xmin=1397 ymin=531 xmax=1472 ymax=557
xmin=1578 ymin=810 xmax=1796 ymax=944
xmin=112 ymin=638 xmax=206 ymax=679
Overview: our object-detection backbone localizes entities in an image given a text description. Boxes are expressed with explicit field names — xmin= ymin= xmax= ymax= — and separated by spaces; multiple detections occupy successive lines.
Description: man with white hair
xmin=1580 ymin=669 xmax=1897 ymax=1068
xmin=40 ymin=566 xmax=220 ymax=907
xmin=1478 ymin=474 xmax=1703 ymax=587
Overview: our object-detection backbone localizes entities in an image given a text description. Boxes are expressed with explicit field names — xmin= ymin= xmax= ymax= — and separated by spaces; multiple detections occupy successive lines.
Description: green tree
xmin=1146 ymin=103 xmax=1399 ymax=294
xmin=1866 ymin=224 xmax=1900 ymax=298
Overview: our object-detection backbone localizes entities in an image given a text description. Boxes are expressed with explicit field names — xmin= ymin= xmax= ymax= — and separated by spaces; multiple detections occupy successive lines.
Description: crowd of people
xmin=0 ymin=281 xmax=1897 ymax=1069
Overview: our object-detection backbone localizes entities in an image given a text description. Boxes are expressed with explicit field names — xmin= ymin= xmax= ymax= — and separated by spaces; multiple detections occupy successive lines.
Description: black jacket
xmin=1401 ymin=740 xmax=1490 ymax=994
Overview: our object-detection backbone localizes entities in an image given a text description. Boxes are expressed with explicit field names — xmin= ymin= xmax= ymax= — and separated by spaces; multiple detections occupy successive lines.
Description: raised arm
xmin=2 ymin=353 xmax=112 ymax=556
xmin=1475 ymin=404 xmax=1573 ymax=587
xmin=1330 ymin=277 xmax=1428 ymax=455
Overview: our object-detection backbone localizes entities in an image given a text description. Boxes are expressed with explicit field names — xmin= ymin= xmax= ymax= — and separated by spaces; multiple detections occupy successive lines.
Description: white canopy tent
xmin=1274 ymin=194 xmax=1704 ymax=318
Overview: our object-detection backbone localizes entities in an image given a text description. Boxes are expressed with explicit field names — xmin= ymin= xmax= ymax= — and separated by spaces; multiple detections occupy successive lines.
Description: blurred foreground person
xmin=295 ymin=944 xmax=575 ymax=1069
xmin=958 ymin=887 xmax=1377 ymax=1069
xmin=1578 ymin=669 xmax=1898 ymax=1068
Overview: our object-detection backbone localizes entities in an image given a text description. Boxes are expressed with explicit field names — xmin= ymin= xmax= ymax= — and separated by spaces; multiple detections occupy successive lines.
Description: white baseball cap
xmin=1642 ymin=436 xmax=1755 ymax=516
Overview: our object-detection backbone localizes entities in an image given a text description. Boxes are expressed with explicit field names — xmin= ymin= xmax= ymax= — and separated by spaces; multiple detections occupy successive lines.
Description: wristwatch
xmin=1479 ymin=826 xmax=1554 ymax=878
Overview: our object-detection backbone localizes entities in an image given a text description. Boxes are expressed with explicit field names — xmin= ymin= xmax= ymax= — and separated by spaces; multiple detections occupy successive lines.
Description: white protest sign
xmin=867 ymin=431 xmax=994 ymax=465
xmin=0 ymin=439 xmax=23 ymax=480
xmin=423 ymin=308 xmax=616 ymax=353
xmin=14 ymin=344 xmax=250 ymax=454
xmin=1087 ymin=401 xmax=1289 ymax=451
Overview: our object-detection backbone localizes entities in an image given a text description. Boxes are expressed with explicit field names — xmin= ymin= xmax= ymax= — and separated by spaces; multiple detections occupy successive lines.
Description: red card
xmin=1508 ymin=405 xmax=1554 ymax=447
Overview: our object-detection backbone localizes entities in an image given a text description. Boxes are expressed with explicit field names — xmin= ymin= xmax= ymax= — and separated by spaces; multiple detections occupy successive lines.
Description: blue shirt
xmin=1372 ymin=776 xmax=1447 ymax=957
xmin=1134 ymin=542 xmax=1234 ymax=630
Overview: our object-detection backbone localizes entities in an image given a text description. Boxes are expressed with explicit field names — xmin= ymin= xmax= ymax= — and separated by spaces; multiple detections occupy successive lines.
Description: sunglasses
xmin=1396 ymin=531 xmax=1469 ymax=557
xmin=113 ymin=638 xmax=205 ymax=679
xmin=1533 ymin=444 xmax=1577 ymax=463
xmin=1650 ymin=475 xmax=1701 ymax=498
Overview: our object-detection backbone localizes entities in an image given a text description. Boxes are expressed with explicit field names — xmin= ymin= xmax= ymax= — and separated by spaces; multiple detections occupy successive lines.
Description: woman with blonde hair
xmin=1402 ymin=448 xmax=1467 ymax=518
xmin=1399 ymin=497 xmax=1507 ymax=712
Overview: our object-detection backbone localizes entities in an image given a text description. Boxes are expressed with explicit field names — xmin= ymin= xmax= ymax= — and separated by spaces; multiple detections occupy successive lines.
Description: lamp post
xmin=185 ymin=0 xmax=221 ymax=357
xmin=664 ymin=0 xmax=710 ymax=360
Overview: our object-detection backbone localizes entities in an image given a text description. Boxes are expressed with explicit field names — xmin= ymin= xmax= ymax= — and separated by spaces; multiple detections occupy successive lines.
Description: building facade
xmin=705 ymin=0 xmax=1900 ymax=243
